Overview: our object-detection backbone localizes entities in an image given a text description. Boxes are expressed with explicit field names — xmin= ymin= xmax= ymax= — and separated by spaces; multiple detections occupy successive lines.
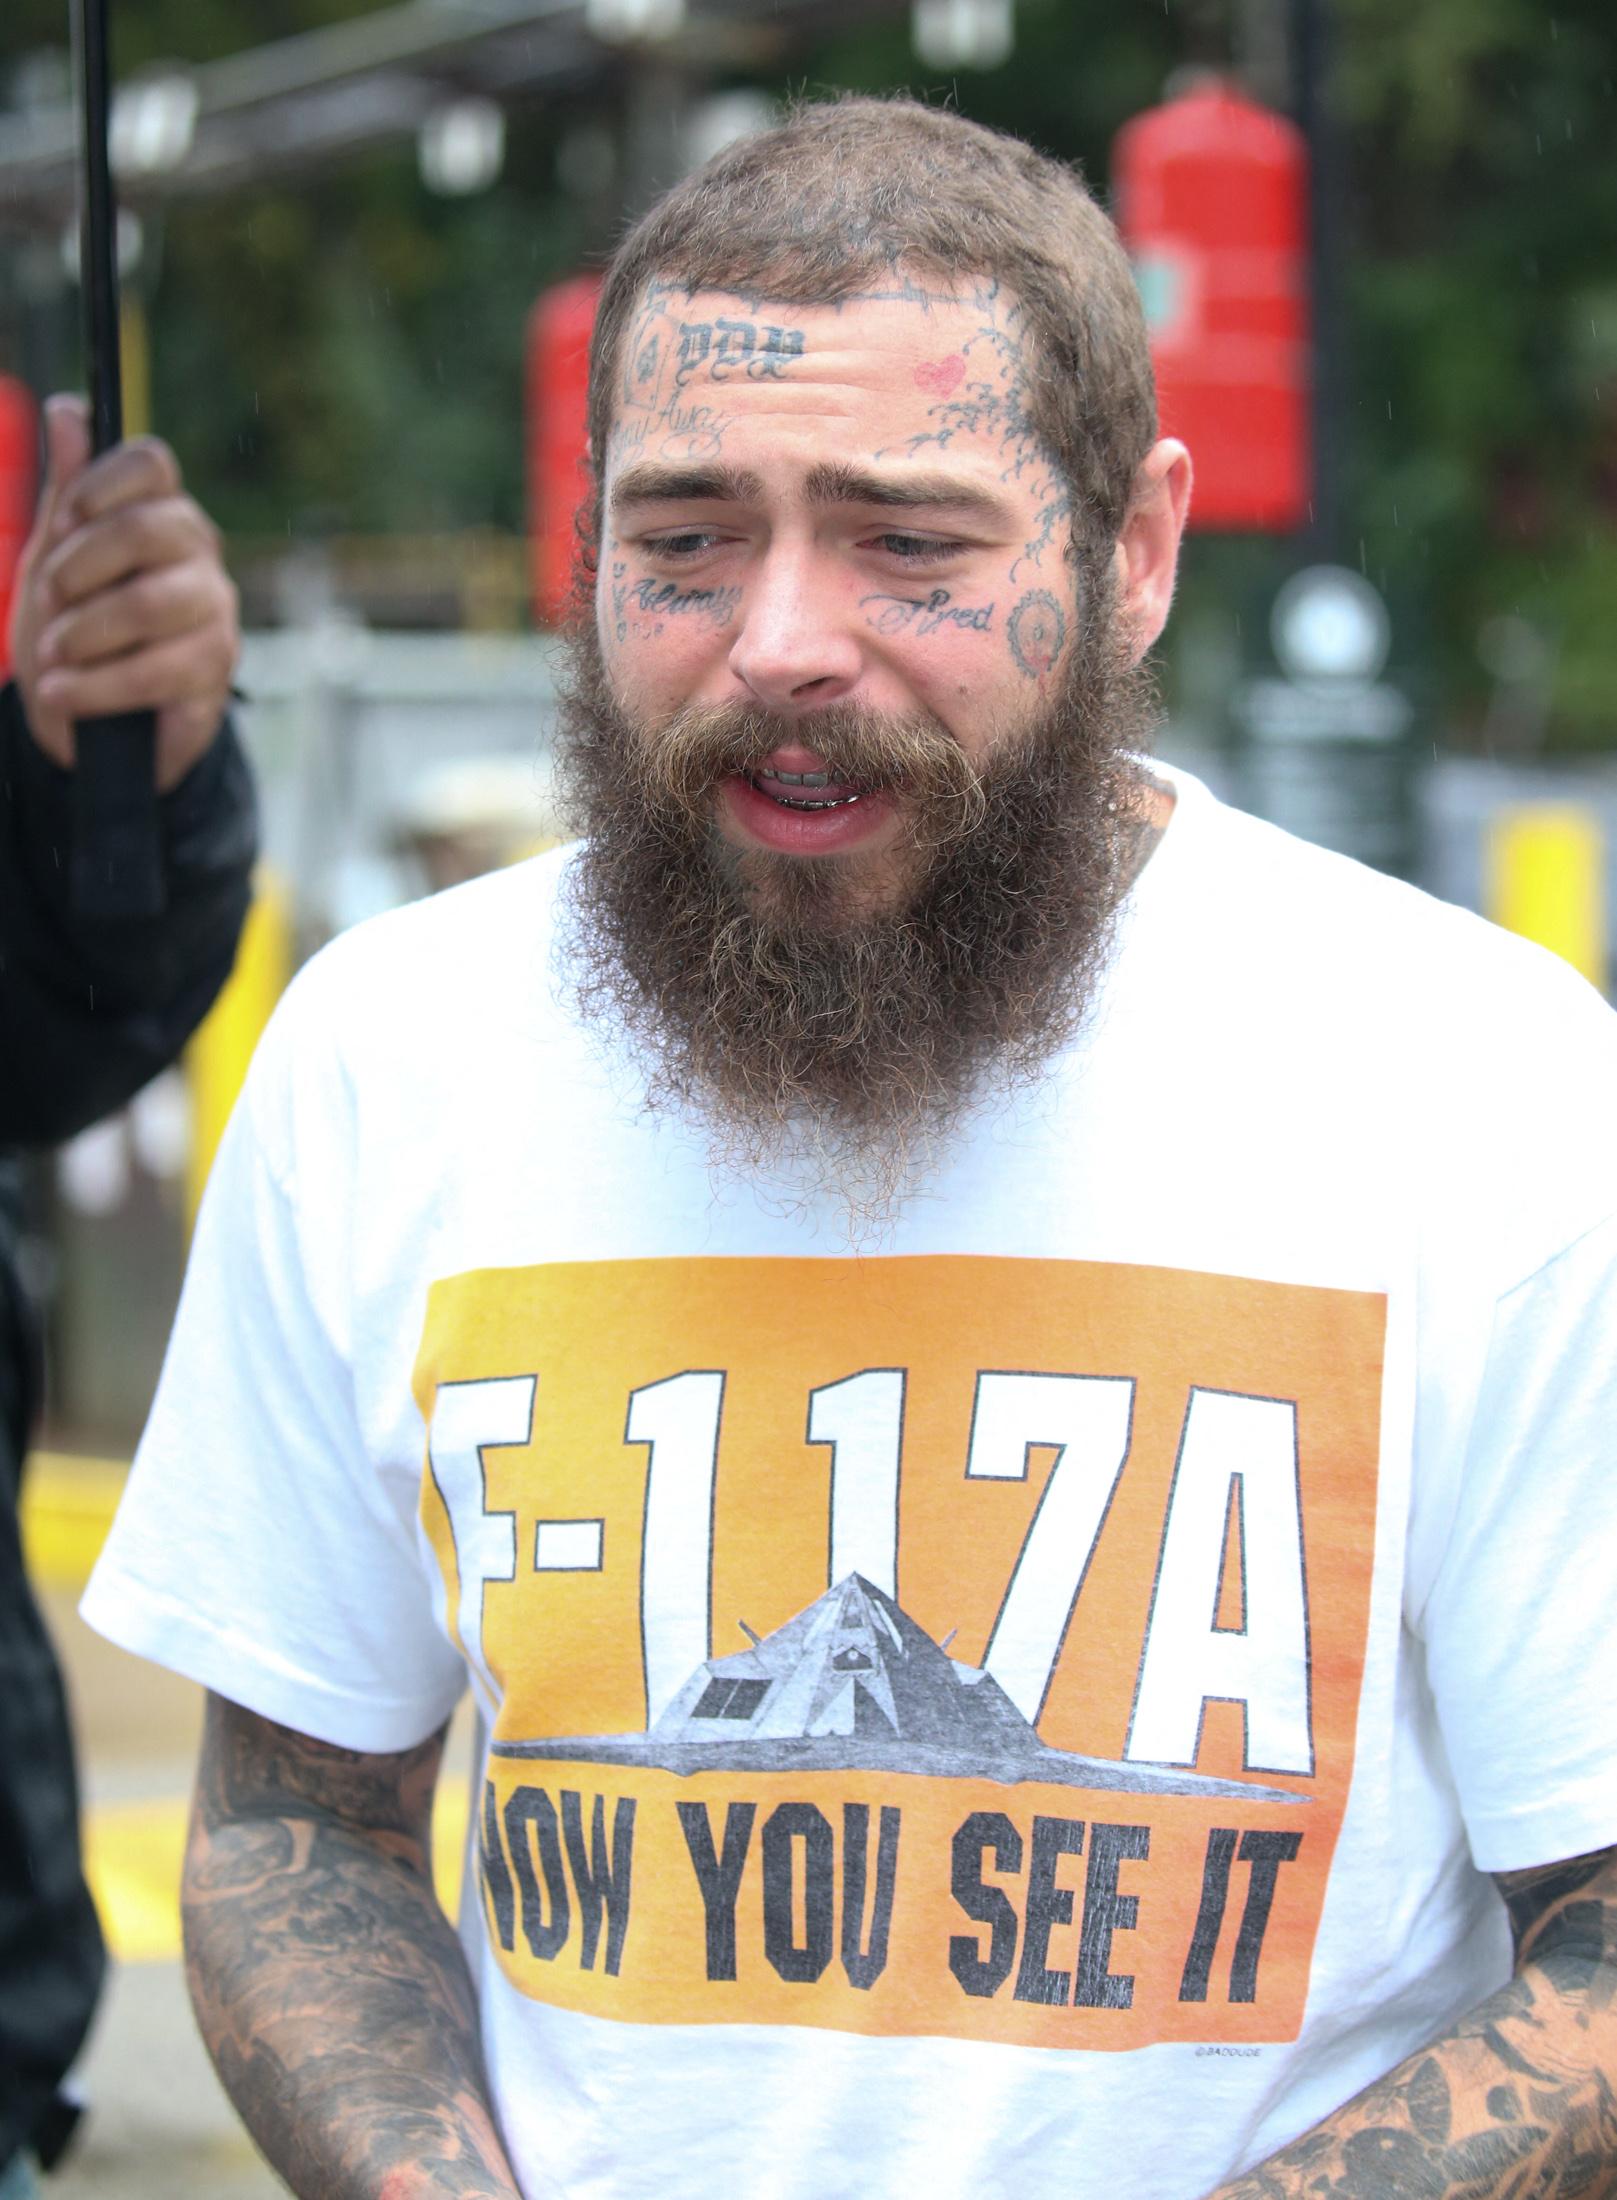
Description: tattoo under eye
xmin=859 ymin=587 xmax=994 ymax=638
xmin=626 ymin=577 xmax=742 ymax=629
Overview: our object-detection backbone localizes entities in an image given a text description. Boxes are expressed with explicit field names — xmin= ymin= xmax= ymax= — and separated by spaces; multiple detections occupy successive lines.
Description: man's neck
xmin=1116 ymin=773 xmax=1175 ymax=896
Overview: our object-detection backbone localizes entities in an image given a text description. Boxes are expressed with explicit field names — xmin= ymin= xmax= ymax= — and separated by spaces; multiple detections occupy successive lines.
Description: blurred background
xmin=2 ymin=0 xmax=1614 ymax=2189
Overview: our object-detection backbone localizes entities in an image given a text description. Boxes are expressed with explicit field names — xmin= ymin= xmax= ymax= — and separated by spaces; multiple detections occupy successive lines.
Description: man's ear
xmin=1112 ymin=439 xmax=1193 ymax=663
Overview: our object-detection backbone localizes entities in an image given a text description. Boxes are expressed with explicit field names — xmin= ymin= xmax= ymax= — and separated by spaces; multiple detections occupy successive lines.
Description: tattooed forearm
xmin=1205 ymin=1847 xmax=1617 ymax=2199
xmin=1501 ymin=1852 xmax=1615 ymax=1986
xmin=183 ymin=1694 xmax=521 ymax=2200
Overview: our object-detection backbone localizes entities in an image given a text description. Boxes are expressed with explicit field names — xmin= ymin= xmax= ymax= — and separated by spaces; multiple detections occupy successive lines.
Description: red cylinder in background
xmin=0 ymin=377 xmax=40 ymax=677
xmin=1113 ymin=80 xmax=1312 ymax=533
xmin=526 ymin=272 xmax=603 ymax=628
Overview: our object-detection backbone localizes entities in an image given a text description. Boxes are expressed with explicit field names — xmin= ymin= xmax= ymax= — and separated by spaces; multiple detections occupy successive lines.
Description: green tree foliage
xmin=2 ymin=0 xmax=588 ymax=544
xmin=1338 ymin=0 xmax=1617 ymax=746
xmin=4 ymin=0 xmax=1614 ymax=742
xmin=4 ymin=0 xmax=397 ymax=68
xmin=150 ymin=152 xmax=588 ymax=538
xmin=807 ymin=0 xmax=1617 ymax=747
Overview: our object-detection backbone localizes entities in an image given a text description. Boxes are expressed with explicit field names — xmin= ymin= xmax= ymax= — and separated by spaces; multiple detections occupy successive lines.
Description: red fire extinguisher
xmin=1113 ymin=79 xmax=1312 ymax=533
xmin=0 ymin=376 xmax=40 ymax=678
xmin=526 ymin=273 xmax=603 ymax=628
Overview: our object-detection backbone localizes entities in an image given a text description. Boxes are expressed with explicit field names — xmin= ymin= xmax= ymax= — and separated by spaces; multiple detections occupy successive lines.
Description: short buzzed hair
xmin=586 ymin=95 xmax=1158 ymax=565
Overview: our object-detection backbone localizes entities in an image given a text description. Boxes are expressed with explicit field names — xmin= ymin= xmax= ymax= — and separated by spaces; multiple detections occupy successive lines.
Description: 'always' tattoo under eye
xmin=628 ymin=578 xmax=742 ymax=628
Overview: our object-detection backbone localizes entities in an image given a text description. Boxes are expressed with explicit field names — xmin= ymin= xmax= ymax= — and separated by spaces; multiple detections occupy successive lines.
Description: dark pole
xmin=1292 ymin=0 xmax=1345 ymax=563
xmin=69 ymin=0 xmax=164 ymax=917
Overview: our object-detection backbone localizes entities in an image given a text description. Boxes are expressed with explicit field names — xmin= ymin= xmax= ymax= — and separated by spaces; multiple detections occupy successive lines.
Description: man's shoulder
xmin=237 ymin=844 xmax=584 ymax=1165
xmin=289 ymin=841 xmax=579 ymax=1024
xmin=1156 ymin=773 xmax=1617 ymax=1267
xmin=1162 ymin=767 xmax=1612 ymax=1038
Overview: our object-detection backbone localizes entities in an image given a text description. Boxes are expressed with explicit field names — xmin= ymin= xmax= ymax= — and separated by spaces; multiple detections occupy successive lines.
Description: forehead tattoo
xmin=604 ymin=278 xmax=1078 ymax=635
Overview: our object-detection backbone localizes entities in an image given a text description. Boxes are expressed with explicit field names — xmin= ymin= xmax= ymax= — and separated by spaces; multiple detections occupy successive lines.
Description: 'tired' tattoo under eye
xmin=1007 ymin=590 xmax=1067 ymax=679
xmin=859 ymin=588 xmax=995 ymax=639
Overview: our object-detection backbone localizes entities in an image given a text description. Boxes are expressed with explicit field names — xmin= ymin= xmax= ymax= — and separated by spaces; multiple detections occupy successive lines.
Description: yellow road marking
xmin=85 ymin=1778 xmax=471 ymax=1966
xmin=19 ymin=1449 xmax=126 ymax=1594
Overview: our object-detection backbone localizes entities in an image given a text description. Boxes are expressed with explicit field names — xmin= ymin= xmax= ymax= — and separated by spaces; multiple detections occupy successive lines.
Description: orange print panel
xmin=414 ymin=1255 xmax=1384 ymax=2048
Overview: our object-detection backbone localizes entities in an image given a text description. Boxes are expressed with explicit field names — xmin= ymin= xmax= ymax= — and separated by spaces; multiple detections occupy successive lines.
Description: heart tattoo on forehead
xmin=913 ymin=354 xmax=966 ymax=397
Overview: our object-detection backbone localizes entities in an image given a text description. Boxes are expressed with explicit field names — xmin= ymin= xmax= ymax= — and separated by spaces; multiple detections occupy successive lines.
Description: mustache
xmin=632 ymin=701 xmax=993 ymax=846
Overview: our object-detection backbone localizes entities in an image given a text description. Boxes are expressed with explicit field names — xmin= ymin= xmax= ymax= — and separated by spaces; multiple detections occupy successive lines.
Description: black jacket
xmin=0 ymin=680 xmax=256 ymax=2166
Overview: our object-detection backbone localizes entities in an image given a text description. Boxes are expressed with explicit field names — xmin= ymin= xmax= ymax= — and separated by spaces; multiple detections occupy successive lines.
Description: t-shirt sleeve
xmin=1417 ymin=1209 xmax=1617 ymax=1874
xmin=81 ymin=963 xmax=466 ymax=1752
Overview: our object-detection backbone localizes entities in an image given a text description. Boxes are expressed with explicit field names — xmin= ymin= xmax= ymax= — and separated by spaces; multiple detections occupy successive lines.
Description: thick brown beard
xmin=554 ymin=572 xmax=1159 ymax=1228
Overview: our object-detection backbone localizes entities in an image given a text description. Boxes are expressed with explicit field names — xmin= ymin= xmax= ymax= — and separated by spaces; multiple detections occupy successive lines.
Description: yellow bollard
xmin=185 ymin=866 xmax=293 ymax=1230
xmin=1486 ymin=804 xmax=1608 ymax=995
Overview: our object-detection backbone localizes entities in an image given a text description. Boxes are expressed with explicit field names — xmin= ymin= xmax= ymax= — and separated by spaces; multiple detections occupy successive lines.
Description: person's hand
xmin=7 ymin=394 xmax=239 ymax=793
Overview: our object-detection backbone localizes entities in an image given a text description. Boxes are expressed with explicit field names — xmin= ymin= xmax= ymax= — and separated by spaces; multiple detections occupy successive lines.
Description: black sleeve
xmin=0 ymin=681 xmax=259 ymax=1147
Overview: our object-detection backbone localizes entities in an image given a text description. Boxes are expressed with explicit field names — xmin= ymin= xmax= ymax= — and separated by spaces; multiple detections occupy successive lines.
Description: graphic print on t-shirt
xmin=414 ymin=1255 xmax=1384 ymax=2050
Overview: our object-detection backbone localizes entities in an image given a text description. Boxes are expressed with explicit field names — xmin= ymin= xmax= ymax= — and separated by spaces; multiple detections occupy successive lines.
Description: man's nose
xmin=727 ymin=547 xmax=862 ymax=710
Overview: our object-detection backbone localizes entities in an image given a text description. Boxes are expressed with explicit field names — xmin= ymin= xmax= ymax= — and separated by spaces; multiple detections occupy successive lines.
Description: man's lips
xmin=719 ymin=769 xmax=894 ymax=854
xmin=748 ymin=764 xmax=866 ymax=811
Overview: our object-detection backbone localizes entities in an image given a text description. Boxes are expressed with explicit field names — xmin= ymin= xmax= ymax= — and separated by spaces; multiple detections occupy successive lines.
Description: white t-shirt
xmin=84 ymin=765 xmax=1617 ymax=2200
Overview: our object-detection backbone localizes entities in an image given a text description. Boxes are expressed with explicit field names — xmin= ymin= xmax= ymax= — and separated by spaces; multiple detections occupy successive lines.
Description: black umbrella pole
xmin=69 ymin=0 xmax=163 ymax=919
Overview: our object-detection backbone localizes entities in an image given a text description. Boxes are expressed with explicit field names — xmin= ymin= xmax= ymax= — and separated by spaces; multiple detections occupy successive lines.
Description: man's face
xmin=561 ymin=271 xmax=1177 ymax=1223
xmin=594 ymin=278 xmax=1085 ymax=914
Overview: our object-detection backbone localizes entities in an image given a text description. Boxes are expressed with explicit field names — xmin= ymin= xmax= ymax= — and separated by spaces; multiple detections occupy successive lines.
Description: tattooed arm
xmin=182 ymin=1692 xmax=522 ymax=2199
xmin=1206 ymin=1846 xmax=1617 ymax=2198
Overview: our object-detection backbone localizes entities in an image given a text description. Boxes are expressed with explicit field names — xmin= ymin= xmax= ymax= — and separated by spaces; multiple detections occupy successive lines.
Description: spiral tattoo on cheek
xmin=1007 ymin=590 xmax=1067 ymax=679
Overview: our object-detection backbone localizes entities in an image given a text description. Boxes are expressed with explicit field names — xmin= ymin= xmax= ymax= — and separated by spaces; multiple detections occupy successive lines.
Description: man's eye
xmin=872 ymin=532 xmax=960 ymax=562
xmin=642 ymin=531 xmax=722 ymax=559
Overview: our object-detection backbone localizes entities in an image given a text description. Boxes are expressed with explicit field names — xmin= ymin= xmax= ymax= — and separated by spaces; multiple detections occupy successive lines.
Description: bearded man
xmin=84 ymin=98 xmax=1617 ymax=2200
